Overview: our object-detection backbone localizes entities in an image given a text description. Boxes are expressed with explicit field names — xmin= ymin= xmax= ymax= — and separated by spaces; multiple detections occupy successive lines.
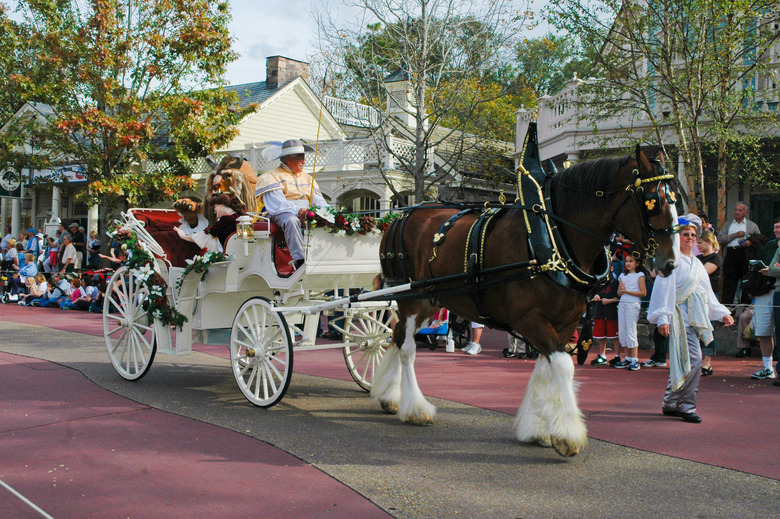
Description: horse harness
xmin=379 ymin=124 xmax=678 ymax=333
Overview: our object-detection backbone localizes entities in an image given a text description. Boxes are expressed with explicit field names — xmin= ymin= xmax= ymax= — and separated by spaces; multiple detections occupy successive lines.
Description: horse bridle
xmin=614 ymin=158 xmax=679 ymax=261
xmin=548 ymin=158 xmax=679 ymax=260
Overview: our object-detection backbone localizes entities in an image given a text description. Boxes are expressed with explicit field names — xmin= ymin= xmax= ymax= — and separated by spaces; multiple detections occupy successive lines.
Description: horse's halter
xmin=615 ymin=158 xmax=679 ymax=261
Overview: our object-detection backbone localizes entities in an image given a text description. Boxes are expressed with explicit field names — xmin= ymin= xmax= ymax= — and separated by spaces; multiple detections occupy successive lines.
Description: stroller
xmin=416 ymin=310 xmax=472 ymax=351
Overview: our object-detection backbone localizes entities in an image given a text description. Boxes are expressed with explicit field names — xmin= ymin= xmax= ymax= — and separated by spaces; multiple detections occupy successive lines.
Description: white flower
xmin=152 ymin=309 xmax=163 ymax=319
xmin=335 ymin=229 xmax=347 ymax=237
xmin=315 ymin=206 xmax=335 ymax=223
xmin=133 ymin=264 xmax=153 ymax=282
xmin=184 ymin=258 xmax=194 ymax=266
xmin=150 ymin=285 xmax=164 ymax=297
xmin=350 ymin=219 xmax=360 ymax=231
xmin=370 ymin=227 xmax=382 ymax=236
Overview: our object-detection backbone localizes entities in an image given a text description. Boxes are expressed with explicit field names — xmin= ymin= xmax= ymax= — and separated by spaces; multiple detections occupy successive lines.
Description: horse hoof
xmin=552 ymin=437 xmax=581 ymax=457
xmin=405 ymin=415 xmax=434 ymax=426
xmin=536 ymin=436 xmax=552 ymax=448
xmin=380 ymin=401 xmax=398 ymax=414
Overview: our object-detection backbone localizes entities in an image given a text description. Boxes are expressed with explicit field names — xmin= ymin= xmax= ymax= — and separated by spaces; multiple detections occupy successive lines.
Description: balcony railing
xmin=324 ymin=96 xmax=380 ymax=128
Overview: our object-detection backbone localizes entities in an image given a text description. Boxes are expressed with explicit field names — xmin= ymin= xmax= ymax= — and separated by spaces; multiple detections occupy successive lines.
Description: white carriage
xmin=103 ymin=208 xmax=397 ymax=407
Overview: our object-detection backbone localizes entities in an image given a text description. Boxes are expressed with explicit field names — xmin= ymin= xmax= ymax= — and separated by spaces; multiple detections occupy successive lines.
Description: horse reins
xmin=549 ymin=161 xmax=678 ymax=262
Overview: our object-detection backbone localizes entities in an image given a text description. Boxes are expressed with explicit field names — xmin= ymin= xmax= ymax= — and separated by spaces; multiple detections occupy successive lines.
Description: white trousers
xmin=618 ymin=302 xmax=641 ymax=349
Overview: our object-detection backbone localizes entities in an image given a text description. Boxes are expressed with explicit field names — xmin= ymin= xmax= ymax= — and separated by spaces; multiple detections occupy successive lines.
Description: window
xmin=344 ymin=192 xmax=381 ymax=217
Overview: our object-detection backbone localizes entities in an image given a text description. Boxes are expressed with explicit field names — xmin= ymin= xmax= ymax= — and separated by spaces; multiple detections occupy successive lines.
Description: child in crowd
xmin=18 ymin=273 xmax=47 ymax=306
xmin=616 ymin=255 xmax=647 ymax=370
xmin=590 ymin=262 xmax=621 ymax=366
xmin=61 ymin=277 xmax=87 ymax=310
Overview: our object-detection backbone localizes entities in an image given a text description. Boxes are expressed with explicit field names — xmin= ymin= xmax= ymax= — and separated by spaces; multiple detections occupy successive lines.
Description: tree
xmin=514 ymin=33 xmax=591 ymax=100
xmin=316 ymin=0 xmax=529 ymax=201
xmin=546 ymin=0 xmax=780 ymax=224
xmin=2 ymin=0 xmax=255 ymax=218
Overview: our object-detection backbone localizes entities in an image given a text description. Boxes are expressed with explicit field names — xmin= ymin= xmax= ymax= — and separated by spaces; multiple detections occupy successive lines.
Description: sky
xmin=225 ymin=0 xmax=547 ymax=86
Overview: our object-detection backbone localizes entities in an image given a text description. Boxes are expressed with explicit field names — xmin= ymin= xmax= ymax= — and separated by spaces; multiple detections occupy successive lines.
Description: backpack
xmin=742 ymin=261 xmax=775 ymax=297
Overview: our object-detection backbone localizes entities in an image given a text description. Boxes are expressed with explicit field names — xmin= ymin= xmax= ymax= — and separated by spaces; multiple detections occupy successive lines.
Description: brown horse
xmin=372 ymin=145 xmax=679 ymax=457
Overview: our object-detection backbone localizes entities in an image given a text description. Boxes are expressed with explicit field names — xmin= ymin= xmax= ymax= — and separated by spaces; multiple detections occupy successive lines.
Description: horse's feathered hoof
xmin=405 ymin=415 xmax=434 ymax=426
xmin=535 ymin=436 xmax=552 ymax=448
xmin=552 ymin=437 xmax=581 ymax=457
xmin=380 ymin=401 xmax=399 ymax=414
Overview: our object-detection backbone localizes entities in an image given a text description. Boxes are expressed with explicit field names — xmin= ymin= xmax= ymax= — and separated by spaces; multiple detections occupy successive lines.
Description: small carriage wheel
xmin=341 ymin=307 xmax=396 ymax=391
xmin=230 ymin=297 xmax=293 ymax=408
xmin=102 ymin=266 xmax=157 ymax=381
xmin=449 ymin=315 xmax=472 ymax=349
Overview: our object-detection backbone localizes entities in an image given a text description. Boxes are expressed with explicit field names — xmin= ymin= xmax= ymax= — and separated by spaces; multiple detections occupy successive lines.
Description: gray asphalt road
xmin=2 ymin=321 xmax=778 ymax=518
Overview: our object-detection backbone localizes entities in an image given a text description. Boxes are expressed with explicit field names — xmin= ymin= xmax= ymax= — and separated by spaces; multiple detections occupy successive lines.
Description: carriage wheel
xmin=342 ymin=307 xmax=396 ymax=391
xmin=230 ymin=297 xmax=293 ymax=408
xmin=103 ymin=266 xmax=156 ymax=381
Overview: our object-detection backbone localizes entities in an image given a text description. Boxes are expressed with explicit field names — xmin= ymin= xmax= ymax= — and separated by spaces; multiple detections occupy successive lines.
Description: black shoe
xmin=608 ymin=356 xmax=622 ymax=366
xmin=701 ymin=367 xmax=713 ymax=376
xmin=662 ymin=408 xmax=679 ymax=417
xmin=735 ymin=348 xmax=751 ymax=358
xmin=678 ymin=412 xmax=702 ymax=423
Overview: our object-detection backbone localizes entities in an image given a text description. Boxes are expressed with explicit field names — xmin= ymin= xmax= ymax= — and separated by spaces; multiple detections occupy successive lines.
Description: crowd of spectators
xmin=2 ymin=222 xmax=112 ymax=312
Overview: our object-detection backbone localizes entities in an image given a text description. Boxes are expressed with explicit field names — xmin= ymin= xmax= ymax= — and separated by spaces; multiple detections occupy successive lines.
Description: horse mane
xmin=551 ymin=155 xmax=632 ymax=215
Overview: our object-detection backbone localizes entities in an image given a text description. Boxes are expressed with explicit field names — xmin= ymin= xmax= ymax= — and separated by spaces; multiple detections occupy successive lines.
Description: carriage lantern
xmin=236 ymin=215 xmax=255 ymax=241
xmin=236 ymin=215 xmax=255 ymax=255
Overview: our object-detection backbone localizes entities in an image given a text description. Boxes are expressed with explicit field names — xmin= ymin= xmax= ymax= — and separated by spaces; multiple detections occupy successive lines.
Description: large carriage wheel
xmin=341 ymin=307 xmax=396 ymax=391
xmin=102 ymin=266 xmax=156 ymax=381
xmin=230 ymin=297 xmax=293 ymax=407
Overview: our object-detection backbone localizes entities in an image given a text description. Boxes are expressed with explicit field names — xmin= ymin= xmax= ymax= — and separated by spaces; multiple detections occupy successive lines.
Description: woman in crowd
xmin=648 ymin=215 xmax=734 ymax=424
xmin=696 ymin=231 xmax=723 ymax=376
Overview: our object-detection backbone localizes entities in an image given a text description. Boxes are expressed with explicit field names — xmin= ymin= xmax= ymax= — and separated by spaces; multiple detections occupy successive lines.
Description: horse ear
xmin=205 ymin=157 xmax=217 ymax=169
xmin=635 ymin=145 xmax=652 ymax=175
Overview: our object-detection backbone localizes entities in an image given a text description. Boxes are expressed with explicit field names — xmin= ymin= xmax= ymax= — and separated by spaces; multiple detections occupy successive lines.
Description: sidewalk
xmin=2 ymin=304 xmax=777 ymax=481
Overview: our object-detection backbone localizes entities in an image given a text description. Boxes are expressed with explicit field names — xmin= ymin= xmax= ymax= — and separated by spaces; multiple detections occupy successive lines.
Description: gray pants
xmin=270 ymin=212 xmax=305 ymax=261
xmin=663 ymin=326 xmax=702 ymax=414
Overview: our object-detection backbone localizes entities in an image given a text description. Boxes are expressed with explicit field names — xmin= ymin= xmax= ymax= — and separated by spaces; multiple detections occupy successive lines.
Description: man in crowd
xmin=70 ymin=222 xmax=85 ymax=267
xmin=1 ymin=226 xmax=13 ymax=251
xmin=25 ymin=227 xmax=40 ymax=258
xmin=255 ymin=139 xmax=329 ymax=269
xmin=717 ymin=202 xmax=761 ymax=306
xmin=60 ymin=235 xmax=78 ymax=275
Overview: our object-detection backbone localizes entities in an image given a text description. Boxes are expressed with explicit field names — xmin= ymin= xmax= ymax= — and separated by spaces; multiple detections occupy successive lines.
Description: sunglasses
xmin=681 ymin=232 xmax=697 ymax=238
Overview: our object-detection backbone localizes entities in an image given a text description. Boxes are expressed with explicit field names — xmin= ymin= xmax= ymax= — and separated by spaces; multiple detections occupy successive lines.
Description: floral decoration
xmin=175 ymin=251 xmax=234 ymax=293
xmin=305 ymin=206 xmax=399 ymax=237
xmin=107 ymin=225 xmax=187 ymax=329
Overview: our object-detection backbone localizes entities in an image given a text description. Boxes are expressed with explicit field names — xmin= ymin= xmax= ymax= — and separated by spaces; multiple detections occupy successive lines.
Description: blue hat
xmin=27 ymin=227 xmax=36 ymax=233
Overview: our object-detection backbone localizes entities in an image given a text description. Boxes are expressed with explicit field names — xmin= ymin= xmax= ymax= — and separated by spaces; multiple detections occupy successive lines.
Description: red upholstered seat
xmin=127 ymin=209 xmax=294 ymax=274
xmin=130 ymin=209 xmax=183 ymax=233
xmin=150 ymin=230 xmax=202 ymax=268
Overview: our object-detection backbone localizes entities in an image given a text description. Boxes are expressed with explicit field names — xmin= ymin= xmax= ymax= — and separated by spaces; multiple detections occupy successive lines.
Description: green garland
xmin=107 ymin=225 xmax=188 ymax=330
xmin=304 ymin=206 xmax=399 ymax=236
xmin=175 ymin=251 xmax=234 ymax=294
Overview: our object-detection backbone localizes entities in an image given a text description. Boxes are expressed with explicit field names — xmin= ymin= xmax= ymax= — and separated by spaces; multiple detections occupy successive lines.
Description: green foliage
xmin=545 ymin=0 xmax=780 ymax=216
xmin=515 ymin=33 xmax=591 ymax=99
xmin=2 ymin=0 xmax=255 ymax=209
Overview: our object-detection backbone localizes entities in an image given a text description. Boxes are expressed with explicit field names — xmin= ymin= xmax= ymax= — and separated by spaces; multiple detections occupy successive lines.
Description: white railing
xmin=324 ymin=96 xmax=380 ymax=128
xmin=194 ymin=138 xmax=393 ymax=177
